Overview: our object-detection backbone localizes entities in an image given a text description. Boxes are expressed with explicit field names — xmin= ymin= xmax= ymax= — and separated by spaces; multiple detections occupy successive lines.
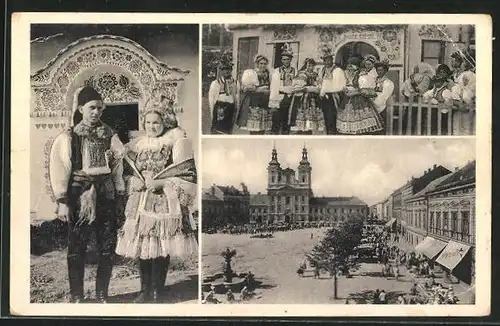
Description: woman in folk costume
xmin=360 ymin=54 xmax=378 ymax=86
xmin=336 ymin=56 xmax=385 ymax=135
xmin=208 ymin=58 xmax=237 ymax=134
xmin=48 ymin=86 xmax=126 ymax=303
xmin=235 ymin=54 xmax=272 ymax=134
xmin=402 ymin=62 xmax=435 ymax=100
xmin=289 ymin=58 xmax=325 ymax=134
xmin=450 ymin=50 xmax=476 ymax=135
xmin=115 ymin=96 xmax=198 ymax=303
xmin=422 ymin=64 xmax=455 ymax=107
xmin=269 ymin=43 xmax=296 ymax=135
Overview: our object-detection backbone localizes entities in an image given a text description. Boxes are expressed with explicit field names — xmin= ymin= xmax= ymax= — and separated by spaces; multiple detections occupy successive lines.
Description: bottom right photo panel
xmin=200 ymin=138 xmax=476 ymax=305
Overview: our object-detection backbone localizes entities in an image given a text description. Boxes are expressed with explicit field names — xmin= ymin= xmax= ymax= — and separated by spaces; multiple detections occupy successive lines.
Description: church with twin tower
xmin=249 ymin=145 xmax=368 ymax=224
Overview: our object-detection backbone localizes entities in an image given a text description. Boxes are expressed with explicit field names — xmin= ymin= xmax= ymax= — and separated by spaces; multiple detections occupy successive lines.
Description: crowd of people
xmin=203 ymin=220 xmax=330 ymax=235
xmin=207 ymin=43 xmax=475 ymax=136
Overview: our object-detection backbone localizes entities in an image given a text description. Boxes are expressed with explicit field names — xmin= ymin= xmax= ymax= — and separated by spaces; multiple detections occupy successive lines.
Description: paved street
xmin=202 ymin=228 xmax=474 ymax=304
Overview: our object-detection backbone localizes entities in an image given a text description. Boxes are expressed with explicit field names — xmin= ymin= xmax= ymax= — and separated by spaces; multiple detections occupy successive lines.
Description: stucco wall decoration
xmin=30 ymin=34 xmax=190 ymax=125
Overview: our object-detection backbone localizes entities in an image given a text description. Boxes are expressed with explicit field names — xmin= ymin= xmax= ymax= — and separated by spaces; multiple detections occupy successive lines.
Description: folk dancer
xmin=318 ymin=46 xmax=346 ymax=135
xmin=49 ymin=86 xmax=126 ymax=303
xmin=235 ymin=54 xmax=272 ymax=134
xmin=336 ymin=56 xmax=384 ymax=135
xmin=115 ymin=96 xmax=198 ymax=303
xmin=269 ymin=43 xmax=296 ymax=134
xmin=289 ymin=58 xmax=324 ymax=134
xmin=208 ymin=58 xmax=237 ymax=134
xmin=373 ymin=59 xmax=395 ymax=134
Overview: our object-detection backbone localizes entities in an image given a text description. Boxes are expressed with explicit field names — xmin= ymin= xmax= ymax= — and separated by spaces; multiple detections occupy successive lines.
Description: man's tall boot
xmin=152 ymin=256 xmax=170 ymax=303
xmin=96 ymin=254 xmax=114 ymax=303
xmin=67 ymin=255 xmax=85 ymax=303
xmin=134 ymin=259 xmax=153 ymax=303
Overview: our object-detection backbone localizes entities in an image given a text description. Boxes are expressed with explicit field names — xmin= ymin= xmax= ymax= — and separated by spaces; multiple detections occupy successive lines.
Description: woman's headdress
xmin=347 ymin=56 xmax=362 ymax=68
xmin=71 ymin=86 xmax=104 ymax=127
xmin=364 ymin=54 xmax=377 ymax=64
xmin=254 ymin=54 xmax=269 ymax=64
xmin=281 ymin=43 xmax=294 ymax=58
xmin=143 ymin=94 xmax=178 ymax=130
xmin=319 ymin=44 xmax=334 ymax=59
xmin=450 ymin=51 xmax=464 ymax=63
xmin=374 ymin=58 xmax=391 ymax=71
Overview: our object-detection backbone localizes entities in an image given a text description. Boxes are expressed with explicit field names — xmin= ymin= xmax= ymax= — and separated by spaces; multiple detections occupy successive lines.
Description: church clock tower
xmin=297 ymin=145 xmax=312 ymax=222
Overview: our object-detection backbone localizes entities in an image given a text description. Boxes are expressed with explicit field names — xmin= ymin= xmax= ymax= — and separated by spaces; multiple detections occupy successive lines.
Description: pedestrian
xmin=373 ymin=289 xmax=380 ymax=304
xmin=378 ymin=290 xmax=387 ymax=304
xmin=397 ymin=295 xmax=405 ymax=304
xmin=49 ymin=86 xmax=126 ymax=303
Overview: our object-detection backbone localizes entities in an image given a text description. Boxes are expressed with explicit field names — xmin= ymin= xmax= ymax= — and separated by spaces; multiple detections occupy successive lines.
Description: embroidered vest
xmin=70 ymin=122 xmax=114 ymax=175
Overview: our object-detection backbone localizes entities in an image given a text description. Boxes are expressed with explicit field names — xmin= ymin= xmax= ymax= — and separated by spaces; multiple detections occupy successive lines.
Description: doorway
xmin=100 ymin=103 xmax=140 ymax=144
xmin=335 ymin=42 xmax=379 ymax=69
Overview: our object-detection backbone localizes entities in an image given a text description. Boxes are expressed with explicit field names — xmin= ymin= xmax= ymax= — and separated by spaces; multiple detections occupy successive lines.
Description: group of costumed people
xmin=209 ymin=44 xmax=476 ymax=135
xmin=208 ymin=43 xmax=395 ymax=135
xmin=48 ymin=86 xmax=198 ymax=304
xmin=401 ymin=49 xmax=476 ymax=134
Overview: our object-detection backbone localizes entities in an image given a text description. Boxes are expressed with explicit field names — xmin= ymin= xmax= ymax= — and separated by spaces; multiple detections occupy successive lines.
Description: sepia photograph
xmin=11 ymin=13 xmax=490 ymax=317
xmin=201 ymin=138 xmax=476 ymax=305
xmin=201 ymin=24 xmax=476 ymax=136
xmin=28 ymin=24 xmax=199 ymax=304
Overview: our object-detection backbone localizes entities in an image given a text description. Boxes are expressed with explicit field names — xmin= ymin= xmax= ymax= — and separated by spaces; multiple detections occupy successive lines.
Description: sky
xmin=202 ymin=138 xmax=476 ymax=206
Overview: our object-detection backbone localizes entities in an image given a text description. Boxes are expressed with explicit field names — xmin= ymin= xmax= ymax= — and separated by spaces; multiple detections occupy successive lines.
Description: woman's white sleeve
xmin=110 ymin=134 xmax=126 ymax=192
xmin=208 ymin=80 xmax=219 ymax=111
xmin=373 ymin=80 xmax=395 ymax=112
xmin=269 ymin=70 xmax=281 ymax=108
xmin=49 ymin=132 xmax=72 ymax=202
xmin=241 ymin=69 xmax=257 ymax=87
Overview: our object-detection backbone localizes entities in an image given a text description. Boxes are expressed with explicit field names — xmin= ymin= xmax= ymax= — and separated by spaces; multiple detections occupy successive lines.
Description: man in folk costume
xmin=318 ymin=46 xmax=347 ymax=135
xmin=208 ymin=57 xmax=237 ymax=134
xmin=269 ymin=43 xmax=296 ymax=135
xmin=49 ymin=86 xmax=126 ymax=303
xmin=373 ymin=59 xmax=395 ymax=134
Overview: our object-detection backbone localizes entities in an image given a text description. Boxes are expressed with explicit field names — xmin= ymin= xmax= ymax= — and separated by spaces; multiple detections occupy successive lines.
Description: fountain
xmin=202 ymin=247 xmax=249 ymax=294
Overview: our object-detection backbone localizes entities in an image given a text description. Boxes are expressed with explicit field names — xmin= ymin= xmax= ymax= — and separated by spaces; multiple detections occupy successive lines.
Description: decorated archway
xmin=335 ymin=41 xmax=379 ymax=68
xmin=31 ymin=34 xmax=189 ymax=125
xmin=30 ymin=35 xmax=190 ymax=219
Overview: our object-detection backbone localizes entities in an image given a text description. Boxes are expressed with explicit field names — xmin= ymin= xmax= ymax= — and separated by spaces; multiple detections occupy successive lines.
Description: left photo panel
xmin=29 ymin=24 xmax=200 ymax=304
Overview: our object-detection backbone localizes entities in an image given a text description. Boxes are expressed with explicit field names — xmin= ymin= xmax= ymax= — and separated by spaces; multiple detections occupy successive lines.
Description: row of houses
xmin=375 ymin=160 xmax=476 ymax=285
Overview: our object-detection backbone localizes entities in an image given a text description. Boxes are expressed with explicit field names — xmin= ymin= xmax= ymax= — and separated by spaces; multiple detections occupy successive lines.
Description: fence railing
xmin=385 ymin=95 xmax=476 ymax=136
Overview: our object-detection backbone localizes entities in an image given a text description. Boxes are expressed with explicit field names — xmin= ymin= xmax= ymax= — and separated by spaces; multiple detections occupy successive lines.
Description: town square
xmin=201 ymin=138 xmax=476 ymax=304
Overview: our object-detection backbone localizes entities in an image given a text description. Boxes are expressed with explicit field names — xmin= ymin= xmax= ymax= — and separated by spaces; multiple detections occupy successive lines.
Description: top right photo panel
xmin=202 ymin=24 xmax=476 ymax=136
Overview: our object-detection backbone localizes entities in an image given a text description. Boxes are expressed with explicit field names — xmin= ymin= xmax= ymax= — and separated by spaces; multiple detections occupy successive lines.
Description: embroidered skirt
xmin=236 ymin=92 xmax=272 ymax=132
xmin=116 ymin=184 xmax=198 ymax=260
xmin=290 ymin=92 xmax=325 ymax=133
xmin=336 ymin=94 xmax=384 ymax=135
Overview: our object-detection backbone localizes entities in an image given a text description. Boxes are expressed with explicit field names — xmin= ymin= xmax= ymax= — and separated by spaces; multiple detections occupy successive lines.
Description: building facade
xmin=397 ymin=161 xmax=475 ymax=285
xmin=228 ymin=24 xmax=474 ymax=101
xmin=248 ymin=146 xmax=368 ymax=224
xmin=202 ymin=184 xmax=250 ymax=228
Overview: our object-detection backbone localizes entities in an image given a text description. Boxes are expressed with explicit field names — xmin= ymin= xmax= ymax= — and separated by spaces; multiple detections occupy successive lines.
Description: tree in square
xmin=307 ymin=216 xmax=364 ymax=299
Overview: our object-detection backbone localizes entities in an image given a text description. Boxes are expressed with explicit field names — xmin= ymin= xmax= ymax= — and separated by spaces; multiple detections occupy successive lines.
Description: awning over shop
xmin=414 ymin=236 xmax=435 ymax=255
xmin=385 ymin=218 xmax=396 ymax=227
xmin=436 ymin=240 xmax=472 ymax=271
xmin=421 ymin=237 xmax=448 ymax=260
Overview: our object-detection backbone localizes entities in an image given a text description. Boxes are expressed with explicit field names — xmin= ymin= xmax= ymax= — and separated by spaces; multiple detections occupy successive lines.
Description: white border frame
xmin=11 ymin=13 xmax=491 ymax=317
